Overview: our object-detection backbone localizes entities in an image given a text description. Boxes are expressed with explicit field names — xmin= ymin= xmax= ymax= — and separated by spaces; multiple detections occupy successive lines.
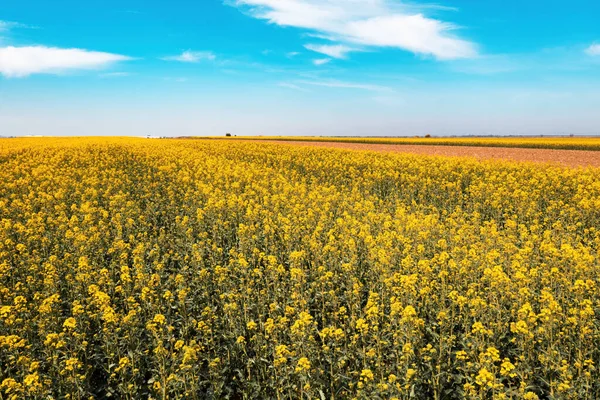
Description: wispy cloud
xmin=99 ymin=72 xmax=132 ymax=78
xmin=0 ymin=46 xmax=131 ymax=78
xmin=305 ymin=44 xmax=356 ymax=59
xmin=286 ymin=51 xmax=300 ymax=58
xmin=297 ymin=79 xmax=393 ymax=92
xmin=278 ymin=79 xmax=392 ymax=92
xmin=162 ymin=50 xmax=216 ymax=63
xmin=448 ymin=54 xmax=520 ymax=75
xmin=231 ymin=0 xmax=477 ymax=60
xmin=278 ymin=82 xmax=311 ymax=92
xmin=585 ymin=44 xmax=600 ymax=56
xmin=449 ymin=46 xmax=600 ymax=76
xmin=163 ymin=77 xmax=188 ymax=82
xmin=313 ymin=58 xmax=331 ymax=66
xmin=418 ymin=4 xmax=459 ymax=12
xmin=0 ymin=20 xmax=37 ymax=42
xmin=0 ymin=20 xmax=26 ymax=32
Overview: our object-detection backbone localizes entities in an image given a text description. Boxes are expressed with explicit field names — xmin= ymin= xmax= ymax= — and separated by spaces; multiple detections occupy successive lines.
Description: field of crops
xmin=1 ymin=138 xmax=599 ymax=399
xmin=210 ymin=136 xmax=600 ymax=151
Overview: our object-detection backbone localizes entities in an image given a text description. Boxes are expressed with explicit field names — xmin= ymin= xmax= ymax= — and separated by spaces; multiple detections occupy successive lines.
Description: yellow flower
xmin=475 ymin=368 xmax=495 ymax=388
xmin=291 ymin=312 xmax=314 ymax=336
xmin=115 ymin=357 xmax=130 ymax=373
xmin=181 ymin=345 xmax=198 ymax=365
xmin=402 ymin=305 xmax=417 ymax=319
xmin=152 ymin=314 xmax=166 ymax=325
xmin=63 ymin=317 xmax=77 ymax=330
xmin=63 ymin=358 xmax=81 ymax=373
xmin=275 ymin=344 xmax=290 ymax=358
xmin=472 ymin=321 xmax=487 ymax=335
xmin=557 ymin=382 xmax=571 ymax=392
xmin=500 ymin=359 xmax=516 ymax=377
xmin=463 ymin=383 xmax=476 ymax=396
xmin=355 ymin=318 xmax=369 ymax=335
xmin=484 ymin=347 xmax=500 ymax=362
xmin=295 ymin=357 xmax=311 ymax=373
xmin=209 ymin=357 xmax=221 ymax=369
xmin=0 ymin=378 xmax=21 ymax=394
xmin=360 ymin=369 xmax=374 ymax=382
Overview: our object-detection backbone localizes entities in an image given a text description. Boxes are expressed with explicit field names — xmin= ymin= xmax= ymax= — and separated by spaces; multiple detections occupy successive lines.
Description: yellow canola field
xmin=0 ymin=138 xmax=599 ymax=399
xmin=217 ymin=136 xmax=600 ymax=151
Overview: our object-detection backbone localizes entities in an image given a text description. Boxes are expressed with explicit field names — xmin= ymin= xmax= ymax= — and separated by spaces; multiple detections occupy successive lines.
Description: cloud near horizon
xmin=0 ymin=46 xmax=131 ymax=78
xmin=278 ymin=82 xmax=310 ymax=91
xmin=231 ymin=0 xmax=477 ymax=60
xmin=161 ymin=50 xmax=217 ymax=62
xmin=297 ymin=79 xmax=393 ymax=92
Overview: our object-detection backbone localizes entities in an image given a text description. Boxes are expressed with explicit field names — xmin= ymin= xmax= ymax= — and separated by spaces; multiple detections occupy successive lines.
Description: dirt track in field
xmin=266 ymin=141 xmax=600 ymax=168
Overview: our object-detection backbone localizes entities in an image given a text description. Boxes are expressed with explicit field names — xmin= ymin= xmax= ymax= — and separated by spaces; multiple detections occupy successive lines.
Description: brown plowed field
xmin=266 ymin=140 xmax=600 ymax=168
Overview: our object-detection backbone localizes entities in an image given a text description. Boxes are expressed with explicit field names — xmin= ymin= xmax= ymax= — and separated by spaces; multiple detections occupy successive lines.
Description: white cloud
xmin=344 ymin=14 xmax=474 ymax=60
xmin=162 ymin=50 xmax=216 ymax=63
xmin=286 ymin=51 xmax=300 ymax=57
xmin=0 ymin=46 xmax=131 ymax=78
xmin=298 ymin=79 xmax=393 ymax=92
xmin=231 ymin=0 xmax=477 ymax=60
xmin=313 ymin=58 xmax=331 ymax=65
xmin=585 ymin=44 xmax=600 ymax=56
xmin=305 ymin=43 xmax=355 ymax=59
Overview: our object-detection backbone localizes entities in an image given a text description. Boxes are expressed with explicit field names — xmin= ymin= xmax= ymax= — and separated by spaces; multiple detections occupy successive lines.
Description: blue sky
xmin=1 ymin=0 xmax=599 ymax=136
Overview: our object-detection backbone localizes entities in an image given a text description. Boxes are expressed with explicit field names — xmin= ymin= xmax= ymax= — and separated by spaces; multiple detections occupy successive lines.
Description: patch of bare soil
xmin=266 ymin=141 xmax=600 ymax=168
